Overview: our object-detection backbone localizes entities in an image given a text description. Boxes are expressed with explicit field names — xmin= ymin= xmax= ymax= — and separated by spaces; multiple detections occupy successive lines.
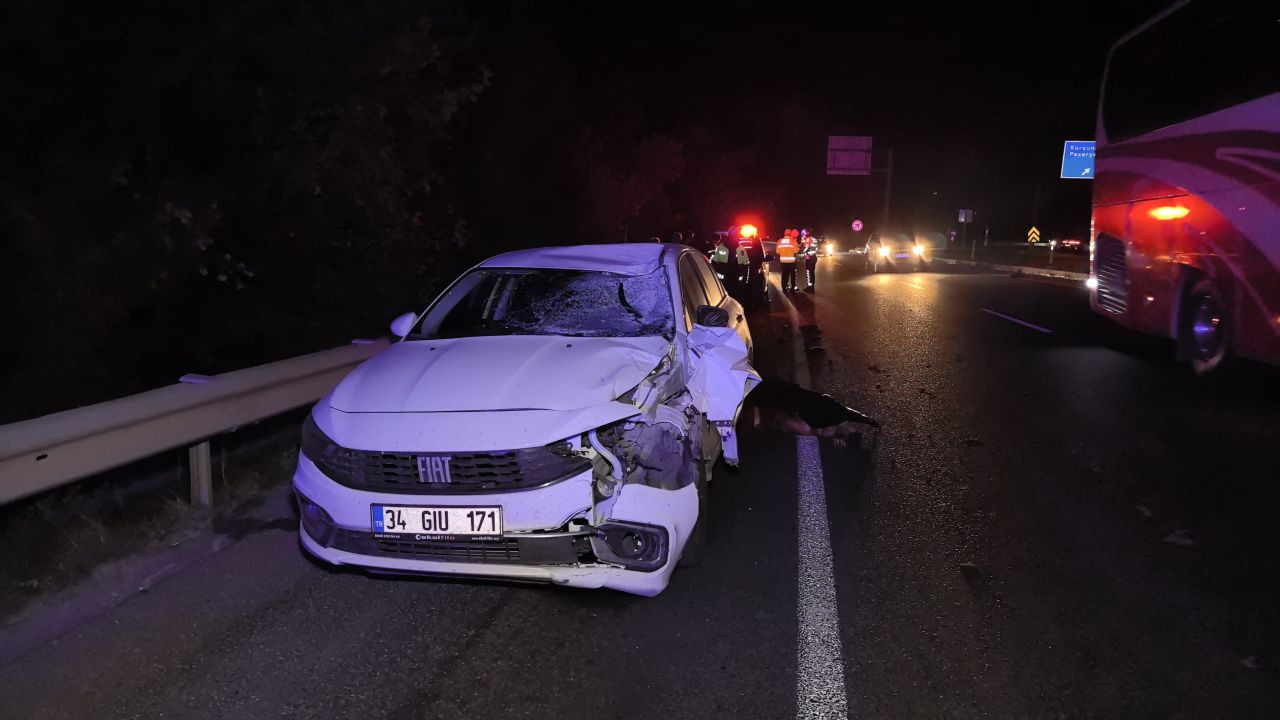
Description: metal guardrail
xmin=0 ymin=340 xmax=389 ymax=507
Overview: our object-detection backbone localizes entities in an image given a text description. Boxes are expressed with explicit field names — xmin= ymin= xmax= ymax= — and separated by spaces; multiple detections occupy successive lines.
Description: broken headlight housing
xmin=590 ymin=521 xmax=668 ymax=572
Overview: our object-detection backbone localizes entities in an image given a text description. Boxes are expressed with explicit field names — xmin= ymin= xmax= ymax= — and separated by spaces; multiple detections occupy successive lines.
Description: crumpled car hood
xmin=328 ymin=335 xmax=672 ymax=413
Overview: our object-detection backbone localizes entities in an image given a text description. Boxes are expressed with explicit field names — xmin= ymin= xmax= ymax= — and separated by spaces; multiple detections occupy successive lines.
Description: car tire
xmin=1181 ymin=276 xmax=1230 ymax=376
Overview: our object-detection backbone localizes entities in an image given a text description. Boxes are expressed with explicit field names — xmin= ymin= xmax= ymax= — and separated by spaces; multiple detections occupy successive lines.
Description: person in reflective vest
xmin=777 ymin=229 xmax=799 ymax=292
xmin=714 ymin=237 xmax=731 ymax=265
xmin=801 ymin=230 xmax=819 ymax=291
xmin=712 ymin=236 xmax=732 ymax=290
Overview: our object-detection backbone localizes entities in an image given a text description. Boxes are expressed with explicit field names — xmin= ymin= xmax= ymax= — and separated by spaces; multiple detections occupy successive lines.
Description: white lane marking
xmin=770 ymin=277 xmax=848 ymax=720
xmin=771 ymin=275 xmax=812 ymax=389
xmin=896 ymin=280 xmax=925 ymax=290
xmin=981 ymin=308 xmax=1052 ymax=334
xmin=796 ymin=434 xmax=847 ymax=720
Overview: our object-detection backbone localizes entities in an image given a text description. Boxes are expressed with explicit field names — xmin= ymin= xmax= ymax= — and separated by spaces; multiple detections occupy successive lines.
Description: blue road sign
xmin=1061 ymin=140 xmax=1096 ymax=179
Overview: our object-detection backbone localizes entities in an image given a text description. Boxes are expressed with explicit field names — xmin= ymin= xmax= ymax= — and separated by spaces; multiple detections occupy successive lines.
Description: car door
xmin=680 ymin=252 xmax=753 ymax=361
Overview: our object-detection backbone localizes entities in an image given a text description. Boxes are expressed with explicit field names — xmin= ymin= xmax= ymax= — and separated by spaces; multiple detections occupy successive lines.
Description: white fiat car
xmin=294 ymin=243 xmax=757 ymax=596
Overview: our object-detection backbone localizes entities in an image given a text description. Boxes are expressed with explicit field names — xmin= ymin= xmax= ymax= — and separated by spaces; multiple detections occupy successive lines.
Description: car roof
xmin=478 ymin=243 xmax=677 ymax=276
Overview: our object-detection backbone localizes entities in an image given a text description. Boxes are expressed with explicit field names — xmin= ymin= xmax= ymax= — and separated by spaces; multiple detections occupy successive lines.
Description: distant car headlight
xmin=824 ymin=242 xmax=835 ymax=255
xmin=912 ymin=244 xmax=925 ymax=256
xmin=878 ymin=245 xmax=891 ymax=258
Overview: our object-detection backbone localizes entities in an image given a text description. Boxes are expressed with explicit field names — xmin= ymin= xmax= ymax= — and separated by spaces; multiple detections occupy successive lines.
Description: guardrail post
xmin=189 ymin=441 xmax=213 ymax=507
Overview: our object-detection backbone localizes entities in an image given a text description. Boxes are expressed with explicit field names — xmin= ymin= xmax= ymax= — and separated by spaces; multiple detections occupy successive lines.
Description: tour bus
xmin=1090 ymin=0 xmax=1280 ymax=373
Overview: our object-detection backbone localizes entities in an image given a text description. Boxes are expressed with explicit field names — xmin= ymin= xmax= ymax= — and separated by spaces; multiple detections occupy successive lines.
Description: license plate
xmin=371 ymin=504 xmax=503 ymax=541
xmin=895 ymin=253 xmax=911 ymax=259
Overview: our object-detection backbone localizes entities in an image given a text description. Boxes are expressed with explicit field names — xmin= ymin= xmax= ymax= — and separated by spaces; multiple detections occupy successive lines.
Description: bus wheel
xmin=1183 ymin=277 xmax=1229 ymax=375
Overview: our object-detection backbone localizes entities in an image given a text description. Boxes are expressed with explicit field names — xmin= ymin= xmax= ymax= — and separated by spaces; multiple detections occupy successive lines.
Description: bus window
xmin=1103 ymin=0 xmax=1280 ymax=143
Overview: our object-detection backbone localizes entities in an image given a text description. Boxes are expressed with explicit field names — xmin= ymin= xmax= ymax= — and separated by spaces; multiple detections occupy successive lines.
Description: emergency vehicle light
xmin=739 ymin=224 xmax=758 ymax=238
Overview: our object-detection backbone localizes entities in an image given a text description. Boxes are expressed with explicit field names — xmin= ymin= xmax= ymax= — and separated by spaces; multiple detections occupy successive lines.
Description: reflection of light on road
xmin=981 ymin=308 xmax=1052 ymax=333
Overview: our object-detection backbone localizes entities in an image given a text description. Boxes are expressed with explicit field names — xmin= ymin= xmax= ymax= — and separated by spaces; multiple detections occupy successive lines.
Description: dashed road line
xmin=981 ymin=307 xmax=1052 ymax=334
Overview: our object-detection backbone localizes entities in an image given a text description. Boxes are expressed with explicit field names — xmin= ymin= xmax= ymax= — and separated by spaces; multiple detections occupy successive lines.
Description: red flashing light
xmin=1148 ymin=205 xmax=1190 ymax=221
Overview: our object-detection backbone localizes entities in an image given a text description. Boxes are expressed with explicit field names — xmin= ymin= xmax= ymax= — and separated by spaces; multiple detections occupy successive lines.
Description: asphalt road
xmin=3 ymin=256 xmax=1279 ymax=719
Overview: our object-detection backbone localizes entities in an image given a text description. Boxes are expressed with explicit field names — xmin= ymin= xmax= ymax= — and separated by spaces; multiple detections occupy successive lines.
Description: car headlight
xmin=878 ymin=245 xmax=891 ymax=258
xmin=913 ymin=244 xmax=925 ymax=256
xmin=301 ymin=414 xmax=341 ymax=469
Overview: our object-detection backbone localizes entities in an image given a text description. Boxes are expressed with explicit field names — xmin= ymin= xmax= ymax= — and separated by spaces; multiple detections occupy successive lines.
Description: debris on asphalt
xmin=1163 ymin=529 xmax=1197 ymax=548
xmin=958 ymin=561 xmax=988 ymax=588
xmin=1241 ymin=656 xmax=1260 ymax=670
xmin=1136 ymin=504 xmax=1154 ymax=518
xmin=965 ymin=437 xmax=983 ymax=447
xmin=868 ymin=364 xmax=882 ymax=372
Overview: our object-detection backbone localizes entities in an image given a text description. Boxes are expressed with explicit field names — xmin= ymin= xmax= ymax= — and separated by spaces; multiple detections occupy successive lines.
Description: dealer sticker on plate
xmin=371 ymin=504 xmax=503 ymax=541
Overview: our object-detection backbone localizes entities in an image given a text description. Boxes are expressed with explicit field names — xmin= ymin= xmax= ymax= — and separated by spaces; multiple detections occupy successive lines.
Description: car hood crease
xmin=328 ymin=335 xmax=673 ymax=413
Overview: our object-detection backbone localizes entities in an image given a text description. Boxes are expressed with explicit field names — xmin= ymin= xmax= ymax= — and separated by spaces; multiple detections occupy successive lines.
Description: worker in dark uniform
xmin=802 ymin=229 xmax=819 ymax=291
xmin=736 ymin=235 xmax=767 ymax=307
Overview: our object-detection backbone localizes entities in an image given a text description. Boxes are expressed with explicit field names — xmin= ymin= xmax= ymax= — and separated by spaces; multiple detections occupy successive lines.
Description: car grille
xmin=327 ymin=528 xmax=590 ymax=566
xmin=312 ymin=445 xmax=590 ymax=495
xmin=1094 ymin=234 xmax=1128 ymax=314
xmin=377 ymin=536 xmax=523 ymax=563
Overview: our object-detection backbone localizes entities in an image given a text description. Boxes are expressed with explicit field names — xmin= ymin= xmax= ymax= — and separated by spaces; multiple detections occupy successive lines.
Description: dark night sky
xmin=469 ymin=1 xmax=1170 ymax=242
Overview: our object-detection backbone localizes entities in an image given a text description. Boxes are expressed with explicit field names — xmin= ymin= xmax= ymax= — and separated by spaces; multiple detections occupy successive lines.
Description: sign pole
xmin=881 ymin=148 xmax=894 ymax=232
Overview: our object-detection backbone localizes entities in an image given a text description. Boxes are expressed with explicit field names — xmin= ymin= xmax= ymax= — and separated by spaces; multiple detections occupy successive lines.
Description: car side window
xmin=690 ymin=254 xmax=726 ymax=306
xmin=678 ymin=255 xmax=711 ymax=330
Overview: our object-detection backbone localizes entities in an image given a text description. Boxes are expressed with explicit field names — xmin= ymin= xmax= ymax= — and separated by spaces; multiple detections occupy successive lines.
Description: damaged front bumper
xmin=293 ymin=455 xmax=697 ymax=597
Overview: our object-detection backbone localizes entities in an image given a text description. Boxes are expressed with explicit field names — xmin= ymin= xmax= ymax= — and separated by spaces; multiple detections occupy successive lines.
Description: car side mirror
xmin=694 ymin=305 xmax=730 ymax=328
xmin=389 ymin=312 xmax=417 ymax=339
